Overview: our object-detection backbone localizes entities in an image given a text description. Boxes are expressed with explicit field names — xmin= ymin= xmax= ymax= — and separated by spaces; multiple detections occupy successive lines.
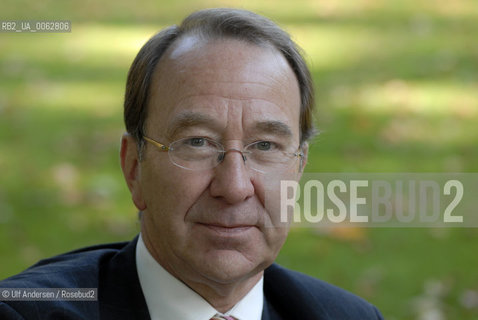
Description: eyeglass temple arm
xmin=295 ymin=148 xmax=304 ymax=172
xmin=295 ymin=148 xmax=304 ymax=158
xmin=143 ymin=136 xmax=169 ymax=151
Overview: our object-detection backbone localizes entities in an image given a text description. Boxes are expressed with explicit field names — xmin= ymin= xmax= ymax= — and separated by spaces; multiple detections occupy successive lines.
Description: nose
xmin=217 ymin=148 xmax=247 ymax=163
xmin=209 ymin=148 xmax=255 ymax=204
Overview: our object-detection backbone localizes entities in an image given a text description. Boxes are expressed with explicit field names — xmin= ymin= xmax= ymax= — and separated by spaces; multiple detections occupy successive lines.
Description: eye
xmin=257 ymin=141 xmax=272 ymax=151
xmin=249 ymin=140 xmax=281 ymax=152
xmin=188 ymin=137 xmax=205 ymax=147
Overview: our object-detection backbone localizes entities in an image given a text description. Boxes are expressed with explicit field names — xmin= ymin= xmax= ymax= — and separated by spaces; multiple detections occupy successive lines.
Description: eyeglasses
xmin=143 ymin=136 xmax=303 ymax=173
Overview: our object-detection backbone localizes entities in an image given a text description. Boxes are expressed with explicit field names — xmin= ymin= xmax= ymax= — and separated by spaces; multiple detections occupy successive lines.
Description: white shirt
xmin=136 ymin=234 xmax=264 ymax=320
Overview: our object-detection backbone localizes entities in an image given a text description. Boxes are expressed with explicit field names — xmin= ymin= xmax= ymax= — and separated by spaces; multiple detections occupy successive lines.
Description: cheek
xmin=264 ymin=224 xmax=289 ymax=247
xmin=142 ymin=165 xmax=212 ymax=221
xmin=257 ymin=225 xmax=289 ymax=265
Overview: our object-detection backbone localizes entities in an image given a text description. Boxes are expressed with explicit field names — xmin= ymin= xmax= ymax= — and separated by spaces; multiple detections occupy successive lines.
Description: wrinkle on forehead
xmin=151 ymin=36 xmax=298 ymax=105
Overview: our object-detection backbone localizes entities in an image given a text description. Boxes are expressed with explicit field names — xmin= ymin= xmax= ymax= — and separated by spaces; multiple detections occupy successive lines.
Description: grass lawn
xmin=1 ymin=1 xmax=477 ymax=319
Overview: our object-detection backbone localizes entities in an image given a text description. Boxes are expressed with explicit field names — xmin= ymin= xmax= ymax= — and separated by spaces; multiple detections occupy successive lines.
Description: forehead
xmin=146 ymin=35 xmax=301 ymax=139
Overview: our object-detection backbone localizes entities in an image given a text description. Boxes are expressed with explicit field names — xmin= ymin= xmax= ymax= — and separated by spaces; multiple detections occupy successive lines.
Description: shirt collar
xmin=135 ymin=234 xmax=263 ymax=320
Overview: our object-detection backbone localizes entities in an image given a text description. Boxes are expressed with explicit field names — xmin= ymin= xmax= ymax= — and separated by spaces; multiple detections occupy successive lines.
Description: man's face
xmin=127 ymin=36 xmax=304 ymax=286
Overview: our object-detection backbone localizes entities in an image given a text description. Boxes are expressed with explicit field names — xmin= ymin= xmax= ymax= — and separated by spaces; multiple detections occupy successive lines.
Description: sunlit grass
xmin=20 ymin=80 xmax=123 ymax=114
xmin=63 ymin=24 xmax=159 ymax=58
xmin=337 ymin=80 xmax=478 ymax=116
xmin=0 ymin=24 xmax=158 ymax=69
xmin=1 ymin=1 xmax=478 ymax=319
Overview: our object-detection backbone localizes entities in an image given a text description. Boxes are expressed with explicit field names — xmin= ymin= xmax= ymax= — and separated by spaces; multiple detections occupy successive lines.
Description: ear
xmin=120 ymin=133 xmax=147 ymax=210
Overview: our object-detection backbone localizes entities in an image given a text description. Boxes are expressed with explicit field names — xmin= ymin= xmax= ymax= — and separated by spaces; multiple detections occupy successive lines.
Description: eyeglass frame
xmin=142 ymin=135 xmax=304 ymax=173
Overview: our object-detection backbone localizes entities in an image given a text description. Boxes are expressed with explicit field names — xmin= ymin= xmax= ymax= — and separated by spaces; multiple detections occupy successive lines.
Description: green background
xmin=1 ymin=1 xmax=477 ymax=319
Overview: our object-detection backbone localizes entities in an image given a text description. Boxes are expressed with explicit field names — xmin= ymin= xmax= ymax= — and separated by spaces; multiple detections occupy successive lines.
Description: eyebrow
xmin=165 ymin=112 xmax=294 ymax=140
xmin=166 ymin=112 xmax=218 ymax=139
xmin=252 ymin=120 xmax=293 ymax=138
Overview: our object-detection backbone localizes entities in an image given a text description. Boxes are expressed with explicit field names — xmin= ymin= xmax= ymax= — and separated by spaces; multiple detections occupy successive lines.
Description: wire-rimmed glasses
xmin=143 ymin=136 xmax=303 ymax=173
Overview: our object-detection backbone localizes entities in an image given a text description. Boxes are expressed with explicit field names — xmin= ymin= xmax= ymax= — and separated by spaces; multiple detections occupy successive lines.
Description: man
xmin=0 ymin=8 xmax=383 ymax=319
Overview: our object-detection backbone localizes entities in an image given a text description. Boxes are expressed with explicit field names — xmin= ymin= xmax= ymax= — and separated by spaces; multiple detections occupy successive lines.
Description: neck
xmin=184 ymin=272 xmax=263 ymax=313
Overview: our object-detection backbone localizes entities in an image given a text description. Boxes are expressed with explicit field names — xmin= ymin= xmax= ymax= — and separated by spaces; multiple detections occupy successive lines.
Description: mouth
xmin=197 ymin=223 xmax=255 ymax=234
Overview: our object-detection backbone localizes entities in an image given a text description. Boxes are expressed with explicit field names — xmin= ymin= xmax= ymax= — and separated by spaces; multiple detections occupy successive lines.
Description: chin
xmin=194 ymin=249 xmax=265 ymax=284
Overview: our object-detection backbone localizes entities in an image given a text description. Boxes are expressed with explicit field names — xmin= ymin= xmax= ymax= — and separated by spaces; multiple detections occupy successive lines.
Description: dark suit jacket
xmin=0 ymin=236 xmax=383 ymax=319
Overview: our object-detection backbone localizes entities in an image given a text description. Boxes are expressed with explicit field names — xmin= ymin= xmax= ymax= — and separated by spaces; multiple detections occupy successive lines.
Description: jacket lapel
xmin=99 ymin=236 xmax=150 ymax=319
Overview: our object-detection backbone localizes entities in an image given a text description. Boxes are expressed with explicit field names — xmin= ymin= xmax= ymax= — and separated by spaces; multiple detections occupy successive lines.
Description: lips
xmin=197 ymin=223 xmax=255 ymax=234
